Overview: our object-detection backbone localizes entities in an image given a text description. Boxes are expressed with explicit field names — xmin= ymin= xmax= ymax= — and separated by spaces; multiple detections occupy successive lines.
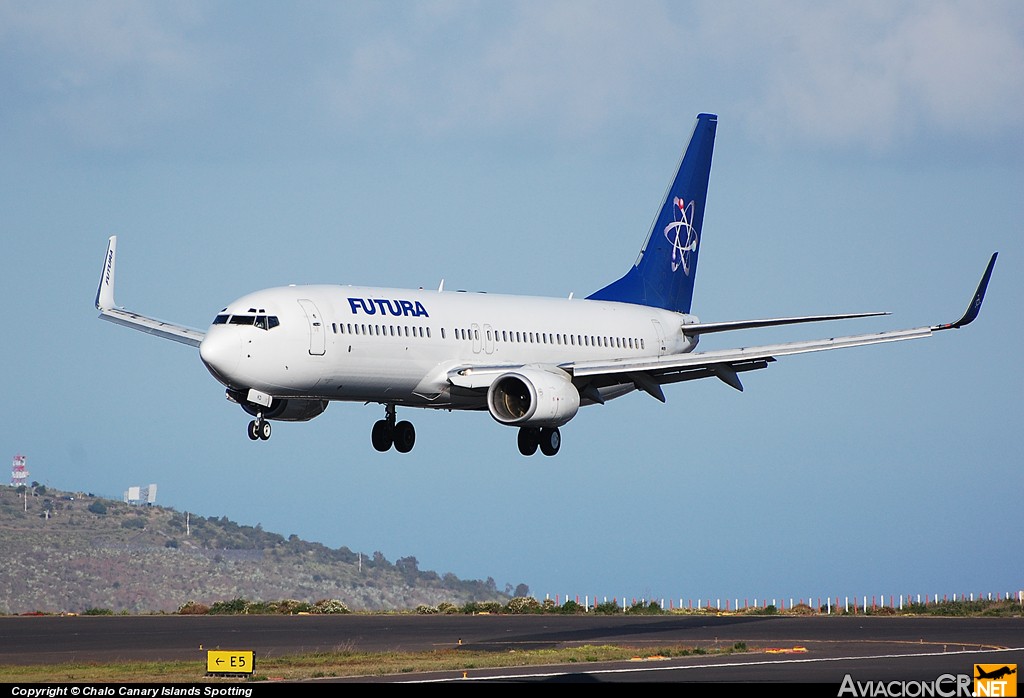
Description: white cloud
xmin=895 ymin=4 xmax=1024 ymax=137
xmin=3 ymin=1 xmax=1020 ymax=156
xmin=698 ymin=1 xmax=1024 ymax=152
xmin=0 ymin=1 xmax=218 ymax=150
xmin=318 ymin=1 xmax=1024 ymax=154
xmin=320 ymin=2 xmax=685 ymax=138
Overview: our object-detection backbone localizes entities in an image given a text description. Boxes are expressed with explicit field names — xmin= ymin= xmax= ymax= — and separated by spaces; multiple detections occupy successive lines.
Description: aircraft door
xmin=651 ymin=319 xmax=667 ymax=356
xmin=471 ymin=323 xmax=482 ymax=354
xmin=297 ymin=299 xmax=326 ymax=356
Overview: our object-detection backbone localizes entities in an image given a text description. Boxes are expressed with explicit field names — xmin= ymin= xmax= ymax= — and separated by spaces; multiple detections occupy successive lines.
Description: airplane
xmin=976 ymin=666 xmax=1017 ymax=680
xmin=95 ymin=113 xmax=997 ymax=456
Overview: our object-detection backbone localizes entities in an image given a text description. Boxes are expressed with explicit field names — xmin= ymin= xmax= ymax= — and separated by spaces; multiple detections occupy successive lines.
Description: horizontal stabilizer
xmin=683 ymin=311 xmax=889 ymax=336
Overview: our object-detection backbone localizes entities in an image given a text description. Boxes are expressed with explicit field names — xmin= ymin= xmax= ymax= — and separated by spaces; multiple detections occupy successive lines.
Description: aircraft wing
xmin=95 ymin=236 xmax=206 ymax=347
xmin=447 ymin=325 xmax=935 ymax=401
xmin=569 ymin=252 xmax=998 ymax=400
xmin=446 ymin=253 xmax=996 ymax=400
xmin=568 ymin=326 xmax=931 ymax=399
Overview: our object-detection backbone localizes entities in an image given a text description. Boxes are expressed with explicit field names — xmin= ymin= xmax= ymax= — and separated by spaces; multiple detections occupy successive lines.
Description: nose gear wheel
xmin=247 ymin=413 xmax=271 ymax=441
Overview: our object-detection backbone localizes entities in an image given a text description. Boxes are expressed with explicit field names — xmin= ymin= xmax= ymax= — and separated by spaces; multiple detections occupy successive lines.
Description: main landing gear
xmin=247 ymin=413 xmax=271 ymax=441
xmin=371 ymin=404 xmax=416 ymax=453
xmin=517 ymin=426 xmax=560 ymax=457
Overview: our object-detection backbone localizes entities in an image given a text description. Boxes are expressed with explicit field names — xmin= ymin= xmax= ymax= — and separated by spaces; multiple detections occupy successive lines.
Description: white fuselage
xmin=198 ymin=284 xmax=698 ymax=410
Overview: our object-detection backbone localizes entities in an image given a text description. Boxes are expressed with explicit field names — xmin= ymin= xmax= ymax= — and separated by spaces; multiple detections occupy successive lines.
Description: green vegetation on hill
xmin=0 ymin=484 xmax=509 ymax=614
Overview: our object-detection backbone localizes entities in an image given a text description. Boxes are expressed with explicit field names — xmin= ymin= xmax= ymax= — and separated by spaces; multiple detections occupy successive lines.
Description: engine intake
xmin=486 ymin=368 xmax=580 ymax=427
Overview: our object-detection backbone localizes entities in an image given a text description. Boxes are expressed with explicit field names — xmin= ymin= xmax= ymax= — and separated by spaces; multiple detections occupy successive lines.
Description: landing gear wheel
xmin=393 ymin=420 xmax=416 ymax=453
xmin=248 ymin=413 xmax=271 ymax=441
xmin=539 ymin=427 xmax=561 ymax=456
xmin=371 ymin=419 xmax=393 ymax=452
xmin=517 ymin=427 xmax=540 ymax=456
xmin=371 ymin=405 xmax=415 ymax=453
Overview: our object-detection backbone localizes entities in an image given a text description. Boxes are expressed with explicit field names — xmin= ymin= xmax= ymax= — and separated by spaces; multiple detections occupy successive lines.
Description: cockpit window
xmin=221 ymin=314 xmax=280 ymax=330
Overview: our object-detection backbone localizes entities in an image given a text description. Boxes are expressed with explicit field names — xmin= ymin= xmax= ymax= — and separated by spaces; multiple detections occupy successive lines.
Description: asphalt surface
xmin=1 ymin=614 xmax=1020 ymax=683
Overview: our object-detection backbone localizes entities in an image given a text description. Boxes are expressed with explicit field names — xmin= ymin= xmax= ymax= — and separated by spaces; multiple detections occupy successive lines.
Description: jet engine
xmin=235 ymin=394 xmax=329 ymax=422
xmin=486 ymin=367 xmax=580 ymax=427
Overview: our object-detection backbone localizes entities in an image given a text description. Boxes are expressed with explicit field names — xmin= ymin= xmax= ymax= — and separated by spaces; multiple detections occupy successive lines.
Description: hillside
xmin=0 ymin=484 xmax=510 ymax=614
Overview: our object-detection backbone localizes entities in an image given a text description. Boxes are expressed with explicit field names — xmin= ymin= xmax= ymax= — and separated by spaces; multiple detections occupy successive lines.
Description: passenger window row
xmin=332 ymin=323 xmax=430 ymax=339
xmin=216 ymin=312 xmax=645 ymax=351
xmin=447 ymin=327 xmax=645 ymax=351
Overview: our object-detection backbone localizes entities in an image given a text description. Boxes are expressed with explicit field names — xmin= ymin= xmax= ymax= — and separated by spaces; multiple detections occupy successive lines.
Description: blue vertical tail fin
xmin=587 ymin=113 xmax=717 ymax=314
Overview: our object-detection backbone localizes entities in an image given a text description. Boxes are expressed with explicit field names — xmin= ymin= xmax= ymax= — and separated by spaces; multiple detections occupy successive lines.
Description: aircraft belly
xmin=320 ymin=346 xmax=433 ymax=403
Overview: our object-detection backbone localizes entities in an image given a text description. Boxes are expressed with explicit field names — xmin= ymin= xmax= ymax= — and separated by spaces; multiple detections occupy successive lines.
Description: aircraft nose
xmin=199 ymin=330 xmax=241 ymax=383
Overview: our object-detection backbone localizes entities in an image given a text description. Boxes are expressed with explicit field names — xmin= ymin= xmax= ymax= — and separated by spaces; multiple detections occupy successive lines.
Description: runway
xmin=2 ymin=614 xmax=1020 ymax=683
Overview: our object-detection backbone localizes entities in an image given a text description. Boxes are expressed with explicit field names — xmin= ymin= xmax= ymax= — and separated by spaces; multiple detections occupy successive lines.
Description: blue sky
xmin=3 ymin=1 xmax=1022 ymax=605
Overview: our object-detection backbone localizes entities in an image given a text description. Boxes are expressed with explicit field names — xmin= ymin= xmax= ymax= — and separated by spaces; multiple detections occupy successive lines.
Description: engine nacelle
xmin=486 ymin=367 xmax=580 ymax=427
xmin=240 ymin=397 xmax=328 ymax=422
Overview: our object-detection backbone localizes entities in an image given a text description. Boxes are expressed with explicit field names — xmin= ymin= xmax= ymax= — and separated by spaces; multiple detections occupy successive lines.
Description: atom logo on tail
xmin=664 ymin=196 xmax=698 ymax=275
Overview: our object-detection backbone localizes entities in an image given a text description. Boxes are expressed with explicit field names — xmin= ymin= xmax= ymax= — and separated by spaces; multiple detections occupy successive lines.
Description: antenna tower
xmin=11 ymin=454 xmax=29 ymax=487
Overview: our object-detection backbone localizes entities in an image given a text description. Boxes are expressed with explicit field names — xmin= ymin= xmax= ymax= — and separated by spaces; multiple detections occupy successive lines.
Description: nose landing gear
xmin=247 ymin=413 xmax=272 ymax=441
xmin=371 ymin=404 xmax=416 ymax=453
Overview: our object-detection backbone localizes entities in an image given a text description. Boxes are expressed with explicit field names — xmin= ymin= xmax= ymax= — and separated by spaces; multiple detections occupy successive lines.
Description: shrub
xmin=463 ymin=601 xmax=502 ymax=614
xmin=209 ymin=598 xmax=250 ymax=615
xmin=559 ymin=600 xmax=582 ymax=615
xmin=273 ymin=599 xmax=312 ymax=615
xmin=177 ymin=601 xmax=210 ymax=615
xmin=626 ymin=601 xmax=664 ymax=615
xmin=83 ymin=608 xmax=114 ymax=615
xmin=436 ymin=601 xmax=459 ymax=615
xmin=594 ymin=601 xmax=622 ymax=615
xmin=311 ymin=599 xmax=350 ymax=614
xmin=416 ymin=604 xmax=439 ymax=614
xmin=505 ymin=596 xmax=542 ymax=614
xmin=87 ymin=501 xmax=107 ymax=515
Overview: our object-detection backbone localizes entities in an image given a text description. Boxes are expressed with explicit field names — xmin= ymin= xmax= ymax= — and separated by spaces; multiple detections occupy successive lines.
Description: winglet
xmin=93 ymin=235 xmax=206 ymax=347
xmin=932 ymin=252 xmax=997 ymax=331
xmin=96 ymin=236 xmax=118 ymax=311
